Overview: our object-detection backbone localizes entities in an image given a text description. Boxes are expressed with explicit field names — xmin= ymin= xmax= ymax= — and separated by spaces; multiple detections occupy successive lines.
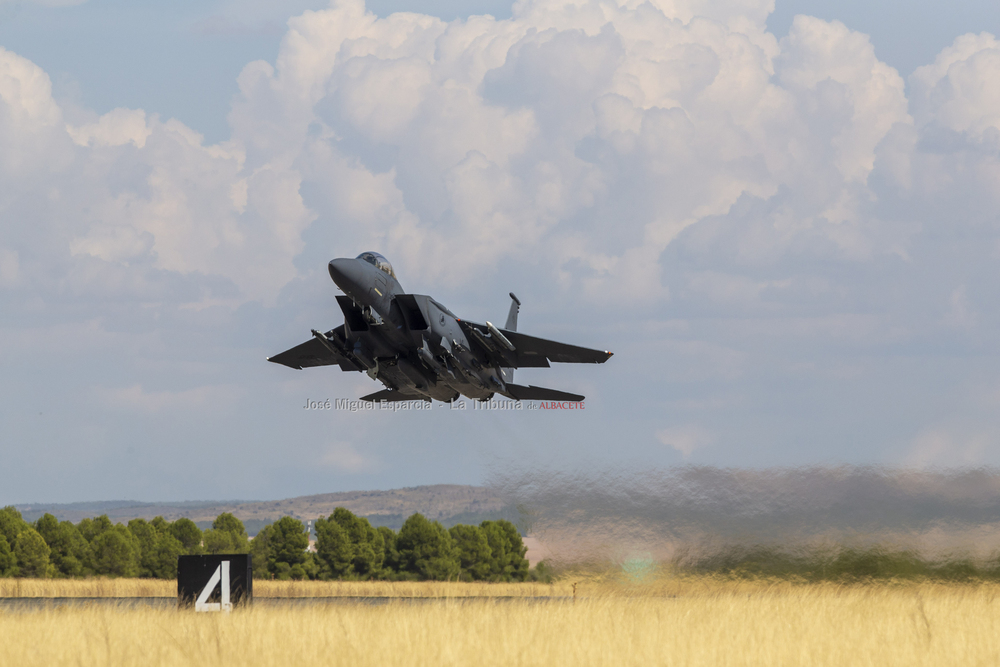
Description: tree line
xmin=0 ymin=506 xmax=543 ymax=582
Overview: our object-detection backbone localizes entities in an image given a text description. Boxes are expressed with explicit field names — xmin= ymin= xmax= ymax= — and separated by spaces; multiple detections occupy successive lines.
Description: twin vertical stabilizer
xmin=501 ymin=292 xmax=521 ymax=386
xmin=505 ymin=292 xmax=520 ymax=331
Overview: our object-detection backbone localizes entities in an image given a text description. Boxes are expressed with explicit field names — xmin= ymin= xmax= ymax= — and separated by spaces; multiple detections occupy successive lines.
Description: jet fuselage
xmin=327 ymin=255 xmax=507 ymax=402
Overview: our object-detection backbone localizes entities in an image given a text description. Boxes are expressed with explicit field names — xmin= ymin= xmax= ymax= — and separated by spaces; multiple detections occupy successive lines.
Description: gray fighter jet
xmin=268 ymin=252 xmax=613 ymax=403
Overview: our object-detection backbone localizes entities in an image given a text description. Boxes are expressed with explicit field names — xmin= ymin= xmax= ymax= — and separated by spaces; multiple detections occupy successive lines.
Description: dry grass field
xmin=0 ymin=578 xmax=566 ymax=598
xmin=2 ymin=578 xmax=999 ymax=666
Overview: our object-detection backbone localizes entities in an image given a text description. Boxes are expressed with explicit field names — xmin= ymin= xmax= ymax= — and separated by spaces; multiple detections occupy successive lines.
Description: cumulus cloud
xmin=214 ymin=1 xmax=920 ymax=306
xmin=3 ymin=0 xmax=992 ymax=311
xmin=66 ymin=108 xmax=152 ymax=149
xmin=909 ymin=32 xmax=1000 ymax=136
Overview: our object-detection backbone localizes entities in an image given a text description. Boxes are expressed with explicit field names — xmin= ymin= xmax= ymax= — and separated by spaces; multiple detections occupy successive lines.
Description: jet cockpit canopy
xmin=357 ymin=251 xmax=396 ymax=279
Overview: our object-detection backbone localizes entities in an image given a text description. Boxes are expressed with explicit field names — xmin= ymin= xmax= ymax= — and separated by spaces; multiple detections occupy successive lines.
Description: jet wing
xmin=503 ymin=329 xmax=613 ymax=365
xmin=458 ymin=320 xmax=613 ymax=368
xmin=267 ymin=326 xmax=361 ymax=372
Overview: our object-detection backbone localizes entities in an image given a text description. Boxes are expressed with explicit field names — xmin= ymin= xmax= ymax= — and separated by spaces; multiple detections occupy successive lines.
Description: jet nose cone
xmin=328 ymin=258 xmax=364 ymax=295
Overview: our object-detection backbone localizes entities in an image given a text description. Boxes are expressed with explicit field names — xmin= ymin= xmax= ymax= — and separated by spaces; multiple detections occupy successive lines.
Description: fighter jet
xmin=268 ymin=252 xmax=613 ymax=403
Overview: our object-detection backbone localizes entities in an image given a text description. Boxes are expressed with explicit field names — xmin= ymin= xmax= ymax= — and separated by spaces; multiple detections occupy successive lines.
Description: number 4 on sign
xmin=195 ymin=560 xmax=232 ymax=612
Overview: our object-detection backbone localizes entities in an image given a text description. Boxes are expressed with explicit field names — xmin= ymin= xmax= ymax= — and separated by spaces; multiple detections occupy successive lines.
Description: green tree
xmin=480 ymin=520 xmax=529 ymax=582
xmin=169 ymin=518 xmax=203 ymax=554
xmin=315 ymin=508 xmax=384 ymax=580
xmin=203 ymin=530 xmax=237 ymax=554
xmin=77 ymin=515 xmax=115 ymax=573
xmin=14 ymin=527 xmax=51 ymax=578
xmin=128 ymin=518 xmax=160 ymax=578
xmin=91 ymin=525 xmax=140 ymax=577
xmin=0 ymin=506 xmax=29 ymax=549
xmin=378 ymin=526 xmax=399 ymax=575
xmin=0 ymin=535 xmax=15 ymax=577
xmin=77 ymin=515 xmax=113 ymax=543
xmin=249 ymin=524 xmax=273 ymax=579
xmin=212 ymin=513 xmax=248 ymax=538
xmin=337 ymin=509 xmax=384 ymax=579
xmin=34 ymin=513 xmax=60 ymax=541
xmin=36 ymin=515 xmax=90 ymax=577
xmin=147 ymin=532 xmax=185 ymax=579
xmin=315 ymin=516 xmax=354 ymax=579
xmin=396 ymin=513 xmax=459 ymax=581
xmin=302 ymin=552 xmax=320 ymax=580
xmin=449 ymin=524 xmax=492 ymax=581
xmin=203 ymin=513 xmax=250 ymax=555
xmin=266 ymin=517 xmax=309 ymax=579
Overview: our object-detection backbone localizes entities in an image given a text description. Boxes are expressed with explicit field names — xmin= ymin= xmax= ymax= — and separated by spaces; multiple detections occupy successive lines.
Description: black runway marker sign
xmin=177 ymin=555 xmax=253 ymax=611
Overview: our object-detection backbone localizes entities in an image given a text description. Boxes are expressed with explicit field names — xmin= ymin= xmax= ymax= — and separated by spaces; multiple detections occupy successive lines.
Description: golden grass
xmin=0 ymin=578 xmax=175 ymax=598
xmin=0 ymin=574 xmax=841 ymax=599
xmin=5 ymin=573 xmax=997 ymax=599
xmin=0 ymin=578 xmax=567 ymax=598
xmin=2 ymin=581 xmax=1000 ymax=666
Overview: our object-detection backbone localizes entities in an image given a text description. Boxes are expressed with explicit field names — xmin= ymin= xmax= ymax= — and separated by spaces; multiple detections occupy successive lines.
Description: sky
xmin=2 ymin=0 xmax=1000 ymax=504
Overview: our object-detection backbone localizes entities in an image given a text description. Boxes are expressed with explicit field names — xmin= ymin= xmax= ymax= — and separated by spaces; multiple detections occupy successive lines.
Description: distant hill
xmin=15 ymin=485 xmax=510 ymax=534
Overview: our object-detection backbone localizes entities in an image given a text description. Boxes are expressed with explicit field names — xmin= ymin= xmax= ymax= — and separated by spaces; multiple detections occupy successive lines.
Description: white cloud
xmin=0 ymin=48 xmax=60 ymax=127
xmin=319 ymin=441 xmax=377 ymax=473
xmin=0 ymin=0 xmax=946 ymax=312
xmin=0 ymin=46 xmax=71 ymax=185
xmin=230 ymin=0 xmax=917 ymax=301
xmin=67 ymin=108 xmax=152 ymax=148
xmin=776 ymin=17 xmax=908 ymax=185
xmin=657 ymin=425 xmax=713 ymax=458
xmin=906 ymin=428 xmax=990 ymax=468
xmin=910 ymin=32 xmax=1000 ymax=135
xmin=0 ymin=0 xmax=994 ymax=317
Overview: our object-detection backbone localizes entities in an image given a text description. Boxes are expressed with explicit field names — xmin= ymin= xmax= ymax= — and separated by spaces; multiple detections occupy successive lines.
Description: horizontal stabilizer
xmin=504 ymin=383 xmax=585 ymax=402
xmin=360 ymin=389 xmax=430 ymax=403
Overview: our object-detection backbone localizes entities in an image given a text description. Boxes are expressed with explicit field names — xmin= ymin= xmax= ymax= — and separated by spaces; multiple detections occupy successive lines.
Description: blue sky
xmin=2 ymin=0 xmax=1000 ymax=503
